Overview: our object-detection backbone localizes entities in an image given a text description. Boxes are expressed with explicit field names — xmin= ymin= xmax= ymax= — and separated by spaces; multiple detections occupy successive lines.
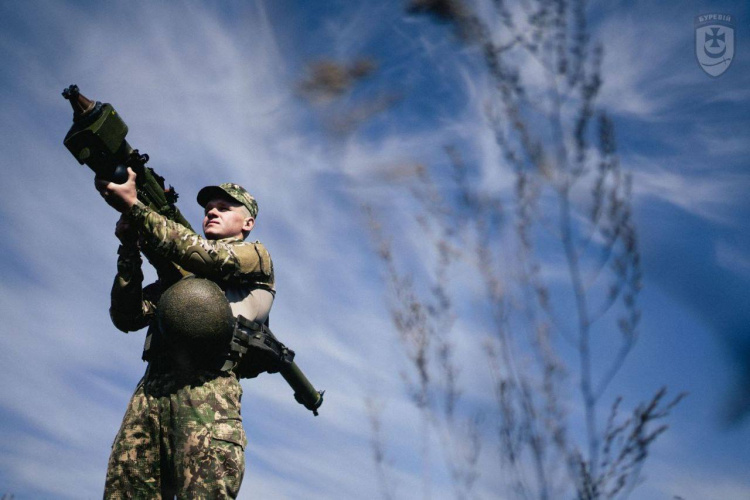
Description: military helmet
xmin=157 ymin=277 xmax=234 ymax=351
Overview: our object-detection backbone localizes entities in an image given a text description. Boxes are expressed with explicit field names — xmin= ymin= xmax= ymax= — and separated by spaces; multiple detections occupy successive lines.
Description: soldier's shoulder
xmin=228 ymin=239 xmax=270 ymax=252
xmin=250 ymin=240 xmax=269 ymax=251
xmin=230 ymin=240 xmax=273 ymax=276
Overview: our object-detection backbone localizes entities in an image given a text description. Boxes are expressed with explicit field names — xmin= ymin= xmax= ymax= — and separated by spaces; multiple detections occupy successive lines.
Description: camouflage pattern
xmin=105 ymin=203 xmax=276 ymax=498
xmin=109 ymin=244 xmax=160 ymax=332
xmin=126 ymin=201 xmax=274 ymax=292
xmin=197 ymin=183 xmax=258 ymax=218
xmin=104 ymin=370 xmax=246 ymax=499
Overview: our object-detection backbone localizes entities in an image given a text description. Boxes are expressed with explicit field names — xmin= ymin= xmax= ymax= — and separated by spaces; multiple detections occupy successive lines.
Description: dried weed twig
xmin=297 ymin=58 xmax=401 ymax=134
xmin=362 ymin=0 xmax=683 ymax=498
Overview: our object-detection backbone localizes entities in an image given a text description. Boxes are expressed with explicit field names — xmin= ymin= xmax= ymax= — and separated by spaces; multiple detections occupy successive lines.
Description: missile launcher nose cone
xmin=62 ymin=84 xmax=96 ymax=120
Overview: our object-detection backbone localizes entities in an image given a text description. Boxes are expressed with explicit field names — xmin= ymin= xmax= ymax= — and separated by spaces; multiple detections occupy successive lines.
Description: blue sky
xmin=0 ymin=0 xmax=748 ymax=498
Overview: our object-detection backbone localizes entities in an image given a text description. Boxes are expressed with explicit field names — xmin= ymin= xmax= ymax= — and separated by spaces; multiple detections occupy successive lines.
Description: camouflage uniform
xmin=104 ymin=189 xmax=274 ymax=499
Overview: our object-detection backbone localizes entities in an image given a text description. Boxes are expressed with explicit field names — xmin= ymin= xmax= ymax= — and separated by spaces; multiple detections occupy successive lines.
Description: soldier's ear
xmin=243 ymin=217 xmax=255 ymax=233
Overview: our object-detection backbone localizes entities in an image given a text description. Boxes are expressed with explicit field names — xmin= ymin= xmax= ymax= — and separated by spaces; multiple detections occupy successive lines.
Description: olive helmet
xmin=157 ymin=277 xmax=235 ymax=351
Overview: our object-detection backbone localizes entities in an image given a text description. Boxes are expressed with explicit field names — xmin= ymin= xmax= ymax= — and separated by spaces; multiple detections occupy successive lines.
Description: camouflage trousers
xmin=104 ymin=369 xmax=246 ymax=499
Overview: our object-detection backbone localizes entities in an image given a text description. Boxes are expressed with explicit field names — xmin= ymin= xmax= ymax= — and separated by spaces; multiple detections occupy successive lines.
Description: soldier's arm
xmin=109 ymin=215 xmax=160 ymax=332
xmin=109 ymin=243 xmax=160 ymax=332
xmin=124 ymin=201 xmax=274 ymax=289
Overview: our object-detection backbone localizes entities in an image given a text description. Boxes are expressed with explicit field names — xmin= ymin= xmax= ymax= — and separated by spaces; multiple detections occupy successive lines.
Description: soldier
xmin=96 ymin=167 xmax=274 ymax=498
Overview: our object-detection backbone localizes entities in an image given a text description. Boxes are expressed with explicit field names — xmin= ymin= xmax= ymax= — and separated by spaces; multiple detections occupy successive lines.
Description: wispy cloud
xmin=1 ymin=1 xmax=749 ymax=498
xmin=596 ymin=12 xmax=688 ymax=118
xmin=629 ymin=154 xmax=748 ymax=225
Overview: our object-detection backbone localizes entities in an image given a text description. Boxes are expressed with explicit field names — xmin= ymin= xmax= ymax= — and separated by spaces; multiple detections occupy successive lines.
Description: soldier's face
xmin=203 ymin=196 xmax=254 ymax=240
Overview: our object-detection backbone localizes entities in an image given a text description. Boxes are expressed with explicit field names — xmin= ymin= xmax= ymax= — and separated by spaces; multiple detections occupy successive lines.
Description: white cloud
xmin=1 ymin=1 xmax=749 ymax=498
xmin=629 ymin=155 xmax=748 ymax=224
xmin=0 ymin=2 xmax=456 ymax=497
xmin=593 ymin=6 xmax=705 ymax=120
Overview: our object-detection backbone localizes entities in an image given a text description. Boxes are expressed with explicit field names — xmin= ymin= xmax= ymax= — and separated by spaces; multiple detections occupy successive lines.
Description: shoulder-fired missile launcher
xmin=62 ymin=84 xmax=192 ymax=286
xmin=63 ymin=86 xmax=323 ymax=415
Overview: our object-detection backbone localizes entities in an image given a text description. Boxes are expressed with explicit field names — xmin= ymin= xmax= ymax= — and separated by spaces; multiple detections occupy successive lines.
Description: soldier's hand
xmin=115 ymin=214 xmax=139 ymax=245
xmin=95 ymin=167 xmax=138 ymax=213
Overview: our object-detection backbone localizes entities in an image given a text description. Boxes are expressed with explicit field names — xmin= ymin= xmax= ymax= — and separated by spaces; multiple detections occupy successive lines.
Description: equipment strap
xmin=220 ymin=315 xmax=296 ymax=378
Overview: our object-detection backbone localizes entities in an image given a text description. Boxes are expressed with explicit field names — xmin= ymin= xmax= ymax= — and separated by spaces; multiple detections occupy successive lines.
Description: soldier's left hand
xmin=115 ymin=214 xmax=140 ymax=245
xmin=95 ymin=167 xmax=138 ymax=213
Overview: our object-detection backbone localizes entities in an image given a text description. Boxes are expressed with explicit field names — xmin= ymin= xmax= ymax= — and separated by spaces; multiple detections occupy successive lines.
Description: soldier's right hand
xmin=95 ymin=167 xmax=138 ymax=213
xmin=115 ymin=215 xmax=139 ymax=245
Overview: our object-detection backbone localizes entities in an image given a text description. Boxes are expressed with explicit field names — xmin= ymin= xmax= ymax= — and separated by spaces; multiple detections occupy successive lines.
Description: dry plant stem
xmin=366 ymin=397 xmax=397 ymax=500
xmin=560 ymin=185 xmax=599 ymax=480
xmin=354 ymin=0 xmax=682 ymax=498
xmin=366 ymin=203 xmax=481 ymax=499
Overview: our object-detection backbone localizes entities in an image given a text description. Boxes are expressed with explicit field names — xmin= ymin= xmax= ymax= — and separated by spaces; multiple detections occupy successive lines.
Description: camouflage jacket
xmin=110 ymin=201 xmax=274 ymax=333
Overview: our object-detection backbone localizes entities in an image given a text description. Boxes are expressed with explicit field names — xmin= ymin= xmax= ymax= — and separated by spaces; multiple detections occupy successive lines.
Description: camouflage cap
xmin=197 ymin=183 xmax=258 ymax=218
